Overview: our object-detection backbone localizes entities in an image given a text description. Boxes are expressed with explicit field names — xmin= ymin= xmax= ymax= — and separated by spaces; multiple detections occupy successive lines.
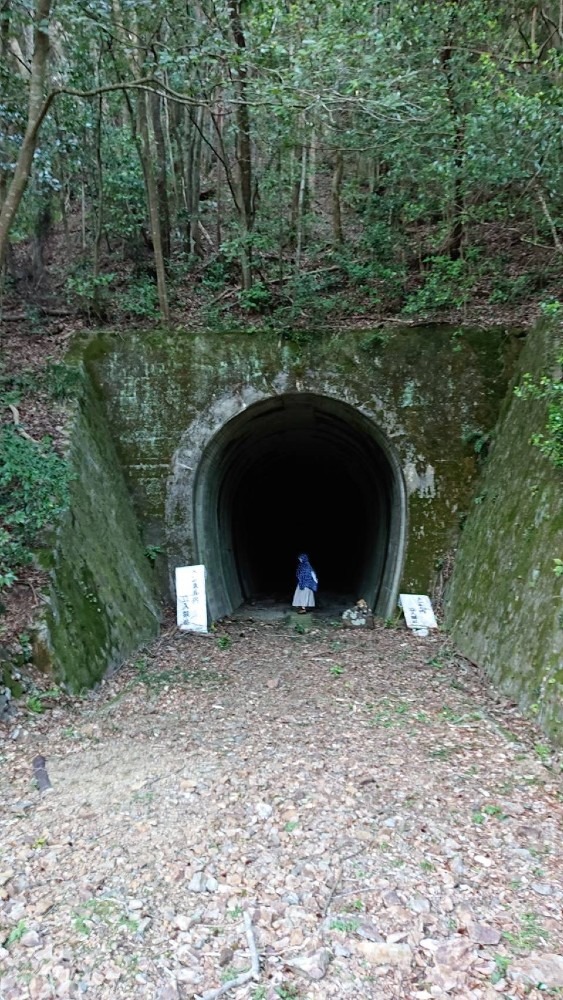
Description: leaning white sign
xmin=399 ymin=594 xmax=437 ymax=634
xmin=176 ymin=565 xmax=208 ymax=633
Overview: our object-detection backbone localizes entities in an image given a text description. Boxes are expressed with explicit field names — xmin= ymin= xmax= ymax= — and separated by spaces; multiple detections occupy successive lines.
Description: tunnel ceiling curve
xmin=192 ymin=393 xmax=407 ymax=621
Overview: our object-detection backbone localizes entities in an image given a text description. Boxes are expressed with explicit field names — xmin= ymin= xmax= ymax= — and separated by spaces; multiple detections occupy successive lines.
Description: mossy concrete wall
xmin=34 ymin=380 xmax=160 ymax=692
xmin=83 ymin=325 xmax=517 ymax=603
xmin=447 ymin=323 xmax=562 ymax=743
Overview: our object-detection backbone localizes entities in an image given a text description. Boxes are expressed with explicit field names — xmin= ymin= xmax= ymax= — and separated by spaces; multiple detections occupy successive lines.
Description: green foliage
xmin=463 ymin=428 xmax=492 ymax=462
xmin=359 ymin=330 xmax=389 ymax=352
xmin=491 ymin=954 xmax=511 ymax=985
xmin=330 ymin=917 xmax=360 ymax=932
xmin=66 ymin=271 xmax=116 ymax=322
xmin=3 ymin=0 xmax=563 ymax=319
xmin=4 ymin=920 xmax=28 ymax=946
xmin=514 ymin=352 xmax=563 ymax=468
xmin=503 ymin=912 xmax=549 ymax=953
xmin=0 ymin=427 xmax=71 ymax=591
xmin=119 ymin=278 xmax=160 ymax=319
xmin=275 ymin=983 xmax=301 ymax=999
xmin=540 ymin=300 xmax=562 ymax=318
xmin=534 ymin=742 xmax=551 ymax=762
xmin=0 ymin=363 xmax=83 ymax=409
xmin=238 ymin=281 xmax=272 ymax=313
xmin=42 ymin=363 xmax=84 ymax=401
xmin=403 ymin=256 xmax=476 ymax=314
xmin=27 ymin=688 xmax=61 ymax=714
xmin=144 ymin=545 xmax=163 ymax=563
xmin=489 ymin=273 xmax=537 ymax=305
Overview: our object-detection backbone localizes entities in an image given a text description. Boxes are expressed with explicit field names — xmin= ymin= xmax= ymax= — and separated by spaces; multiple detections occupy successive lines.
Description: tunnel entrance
xmin=192 ymin=393 xmax=406 ymax=621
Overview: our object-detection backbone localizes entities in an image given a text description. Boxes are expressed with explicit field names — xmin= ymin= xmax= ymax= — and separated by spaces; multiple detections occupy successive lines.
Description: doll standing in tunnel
xmin=292 ymin=553 xmax=318 ymax=613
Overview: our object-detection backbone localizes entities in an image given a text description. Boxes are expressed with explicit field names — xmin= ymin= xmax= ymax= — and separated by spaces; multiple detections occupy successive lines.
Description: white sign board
xmin=399 ymin=594 xmax=437 ymax=634
xmin=176 ymin=565 xmax=208 ymax=633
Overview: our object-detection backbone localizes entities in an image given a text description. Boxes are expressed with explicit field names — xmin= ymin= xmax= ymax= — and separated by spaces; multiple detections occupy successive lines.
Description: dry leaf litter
xmin=1 ymin=617 xmax=562 ymax=1000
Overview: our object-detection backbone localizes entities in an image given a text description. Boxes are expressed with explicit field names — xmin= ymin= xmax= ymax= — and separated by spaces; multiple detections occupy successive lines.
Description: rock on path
xmin=1 ymin=618 xmax=562 ymax=999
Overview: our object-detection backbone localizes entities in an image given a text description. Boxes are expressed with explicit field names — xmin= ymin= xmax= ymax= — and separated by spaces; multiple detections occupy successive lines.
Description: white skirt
xmin=292 ymin=586 xmax=315 ymax=608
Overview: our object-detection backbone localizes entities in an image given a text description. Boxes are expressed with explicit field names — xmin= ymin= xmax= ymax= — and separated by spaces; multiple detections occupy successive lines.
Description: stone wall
xmin=83 ymin=325 xmax=517 ymax=611
xmin=447 ymin=322 xmax=563 ymax=743
xmin=34 ymin=381 xmax=160 ymax=691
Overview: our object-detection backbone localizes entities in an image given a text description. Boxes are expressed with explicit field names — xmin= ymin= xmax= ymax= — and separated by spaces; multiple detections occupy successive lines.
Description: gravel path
xmin=1 ymin=618 xmax=562 ymax=1000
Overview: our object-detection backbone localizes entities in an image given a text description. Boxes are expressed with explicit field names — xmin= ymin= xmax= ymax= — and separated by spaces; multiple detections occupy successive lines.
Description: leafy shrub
xmin=540 ymin=299 xmax=562 ymax=318
xmin=202 ymin=260 xmax=230 ymax=291
xmin=403 ymin=255 xmax=476 ymax=314
xmin=0 ymin=428 xmax=71 ymax=590
xmin=42 ymin=363 xmax=84 ymax=401
xmin=489 ymin=273 xmax=536 ymax=304
xmin=238 ymin=281 xmax=272 ymax=313
xmin=119 ymin=277 xmax=159 ymax=318
xmin=514 ymin=351 xmax=563 ymax=468
xmin=66 ymin=271 xmax=116 ymax=321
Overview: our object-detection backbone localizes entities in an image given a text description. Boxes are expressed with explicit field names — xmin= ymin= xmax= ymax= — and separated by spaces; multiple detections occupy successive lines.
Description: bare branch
xmin=197 ymin=911 xmax=260 ymax=1000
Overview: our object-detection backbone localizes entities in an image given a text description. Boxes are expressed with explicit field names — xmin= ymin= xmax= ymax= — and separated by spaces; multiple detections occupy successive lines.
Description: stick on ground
xmin=199 ymin=910 xmax=260 ymax=1000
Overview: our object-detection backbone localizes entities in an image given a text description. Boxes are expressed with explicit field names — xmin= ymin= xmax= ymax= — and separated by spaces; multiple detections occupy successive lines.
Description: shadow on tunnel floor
xmin=226 ymin=592 xmax=356 ymax=623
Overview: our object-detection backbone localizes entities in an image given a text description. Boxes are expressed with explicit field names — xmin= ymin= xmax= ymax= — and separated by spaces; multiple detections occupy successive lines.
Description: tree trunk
xmin=441 ymin=40 xmax=465 ymax=261
xmin=0 ymin=0 xmax=11 ymax=213
xmin=93 ymin=93 xmax=104 ymax=279
xmin=151 ymin=91 xmax=171 ymax=260
xmin=186 ymin=108 xmax=203 ymax=257
xmin=162 ymin=88 xmax=179 ymax=244
xmin=331 ymin=150 xmax=344 ymax=246
xmin=215 ymin=103 xmax=224 ymax=249
xmin=295 ymin=142 xmax=308 ymax=273
xmin=137 ymin=89 xmax=170 ymax=322
xmin=228 ymin=0 xmax=254 ymax=289
xmin=0 ymin=0 xmax=53 ymax=266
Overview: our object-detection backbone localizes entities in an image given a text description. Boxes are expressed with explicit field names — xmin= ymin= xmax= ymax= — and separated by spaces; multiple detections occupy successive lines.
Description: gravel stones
xmin=508 ymin=953 xmax=563 ymax=987
xmin=285 ymin=945 xmax=332 ymax=980
xmin=356 ymin=940 xmax=413 ymax=969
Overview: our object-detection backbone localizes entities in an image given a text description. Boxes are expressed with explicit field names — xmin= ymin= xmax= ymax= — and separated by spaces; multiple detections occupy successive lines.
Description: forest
xmin=0 ymin=0 xmax=562 ymax=329
xmin=1 ymin=13 xmax=563 ymax=991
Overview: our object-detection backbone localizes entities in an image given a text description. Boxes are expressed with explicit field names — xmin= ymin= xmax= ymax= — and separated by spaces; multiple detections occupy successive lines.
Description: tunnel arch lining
xmin=167 ymin=391 xmax=407 ymax=621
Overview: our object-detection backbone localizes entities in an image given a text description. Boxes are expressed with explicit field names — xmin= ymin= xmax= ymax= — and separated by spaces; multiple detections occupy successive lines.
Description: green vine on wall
xmin=514 ymin=349 xmax=563 ymax=470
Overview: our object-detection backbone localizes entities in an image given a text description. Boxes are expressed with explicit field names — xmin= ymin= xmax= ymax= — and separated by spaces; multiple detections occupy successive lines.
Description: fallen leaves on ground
xmin=1 ymin=617 xmax=562 ymax=1000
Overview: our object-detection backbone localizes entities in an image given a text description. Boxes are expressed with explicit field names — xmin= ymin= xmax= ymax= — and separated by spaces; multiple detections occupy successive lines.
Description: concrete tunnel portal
xmin=191 ymin=393 xmax=407 ymax=620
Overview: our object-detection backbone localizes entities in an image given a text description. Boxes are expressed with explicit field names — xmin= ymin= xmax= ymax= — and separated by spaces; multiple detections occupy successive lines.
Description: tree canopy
xmin=1 ymin=0 xmax=562 ymax=324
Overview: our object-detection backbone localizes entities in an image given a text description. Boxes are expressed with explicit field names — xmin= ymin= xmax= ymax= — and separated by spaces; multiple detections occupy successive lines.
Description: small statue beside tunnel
xmin=342 ymin=598 xmax=375 ymax=629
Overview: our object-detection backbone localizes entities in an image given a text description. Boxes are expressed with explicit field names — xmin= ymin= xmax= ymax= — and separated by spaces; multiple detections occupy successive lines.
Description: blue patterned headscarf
xmin=297 ymin=553 xmax=318 ymax=592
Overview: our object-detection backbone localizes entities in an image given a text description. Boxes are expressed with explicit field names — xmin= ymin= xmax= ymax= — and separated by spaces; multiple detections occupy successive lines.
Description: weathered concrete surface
xmin=33 ymin=382 xmax=160 ymax=691
xmin=447 ymin=322 xmax=563 ymax=743
xmin=83 ymin=325 xmax=516 ymax=618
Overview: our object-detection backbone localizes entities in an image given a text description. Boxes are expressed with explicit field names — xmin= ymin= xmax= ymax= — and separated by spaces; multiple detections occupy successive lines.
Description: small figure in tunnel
xmin=292 ymin=553 xmax=318 ymax=613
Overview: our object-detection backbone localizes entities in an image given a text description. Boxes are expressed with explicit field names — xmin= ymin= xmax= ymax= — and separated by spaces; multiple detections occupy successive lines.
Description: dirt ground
xmin=1 ymin=616 xmax=562 ymax=1000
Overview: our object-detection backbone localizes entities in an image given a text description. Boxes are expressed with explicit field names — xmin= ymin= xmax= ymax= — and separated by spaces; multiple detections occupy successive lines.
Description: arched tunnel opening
xmin=192 ymin=393 xmax=407 ymax=620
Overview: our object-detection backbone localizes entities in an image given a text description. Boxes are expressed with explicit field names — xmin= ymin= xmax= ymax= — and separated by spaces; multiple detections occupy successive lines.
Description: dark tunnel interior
xmin=194 ymin=393 xmax=406 ymax=618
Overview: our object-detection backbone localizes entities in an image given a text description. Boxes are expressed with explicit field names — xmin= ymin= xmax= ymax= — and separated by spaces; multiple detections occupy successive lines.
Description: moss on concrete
xmin=34 ymin=379 xmax=160 ymax=692
xmin=82 ymin=325 xmax=517 ymax=602
xmin=447 ymin=322 xmax=563 ymax=743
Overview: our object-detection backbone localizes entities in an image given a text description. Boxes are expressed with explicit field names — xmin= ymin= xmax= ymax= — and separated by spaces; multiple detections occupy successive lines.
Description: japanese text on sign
xmin=399 ymin=594 xmax=437 ymax=631
xmin=175 ymin=565 xmax=208 ymax=633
